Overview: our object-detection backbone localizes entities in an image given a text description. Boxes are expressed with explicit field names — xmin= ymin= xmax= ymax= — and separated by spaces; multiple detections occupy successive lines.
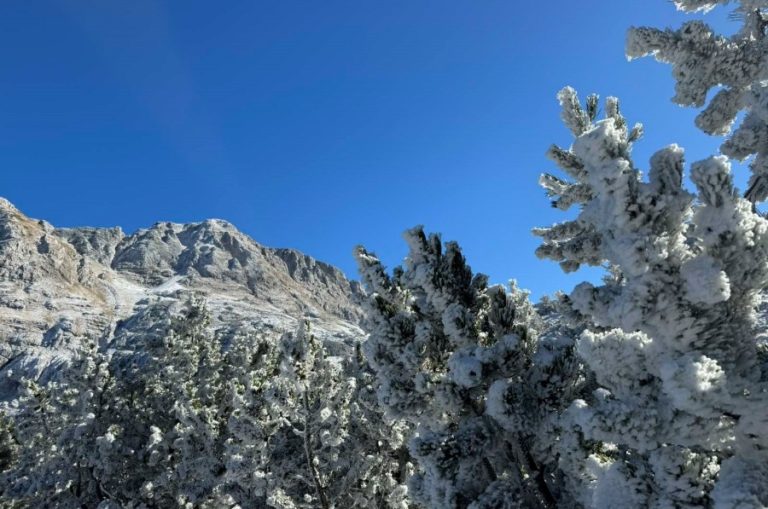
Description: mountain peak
xmin=0 ymin=197 xmax=18 ymax=213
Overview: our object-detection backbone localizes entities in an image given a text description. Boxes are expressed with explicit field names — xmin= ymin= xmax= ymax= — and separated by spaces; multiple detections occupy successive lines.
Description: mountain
xmin=0 ymin=197 xmax=364 ymax=398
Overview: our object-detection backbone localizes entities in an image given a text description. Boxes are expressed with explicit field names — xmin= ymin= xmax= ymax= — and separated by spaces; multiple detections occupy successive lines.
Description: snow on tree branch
xmin=627 ymin=0 xmax=768 ymax=202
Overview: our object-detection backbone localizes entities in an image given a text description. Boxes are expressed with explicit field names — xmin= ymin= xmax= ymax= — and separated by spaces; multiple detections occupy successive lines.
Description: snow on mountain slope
xmin=0 ymin=197 xmax=364 ymax=398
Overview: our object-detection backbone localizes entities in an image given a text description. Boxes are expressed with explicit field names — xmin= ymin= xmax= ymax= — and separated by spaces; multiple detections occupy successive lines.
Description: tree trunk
xmin=303 ymin=391 xmax=330 ymax=509
xmin=508 ymin=435 xmax=556 ymax=508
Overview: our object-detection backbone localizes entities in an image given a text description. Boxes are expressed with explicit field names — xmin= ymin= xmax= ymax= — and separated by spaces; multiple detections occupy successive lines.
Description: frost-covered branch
xmin=628 ymin=0 xmax=768 ymax=202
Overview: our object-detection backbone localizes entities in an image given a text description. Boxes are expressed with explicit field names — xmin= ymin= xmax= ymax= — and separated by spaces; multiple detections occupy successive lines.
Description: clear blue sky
xmin=0 ymin=1 xmax=738 ymax=299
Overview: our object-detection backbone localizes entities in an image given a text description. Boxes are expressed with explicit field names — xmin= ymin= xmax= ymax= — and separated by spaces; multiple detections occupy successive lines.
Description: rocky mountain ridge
xmin=0 ymin=197 xmax=364 ymax=398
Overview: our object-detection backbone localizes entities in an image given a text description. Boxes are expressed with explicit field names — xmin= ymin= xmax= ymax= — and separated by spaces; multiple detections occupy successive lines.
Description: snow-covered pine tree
xmin=535 ymin=84 xmax=768 ymax=506
xmin=228 ymin=320 xmax=411 ymax=509
xmin=0 ymin=299 xmax=229 ymax=508
xmin=355 ymin=228 xmax=587 ymax=509
xmin=0 ymin=338 xmax=113 ymax=507
xmin=346 ymin=343 xmax=414 ymax=509
xmin=0 ymin=299 xmax=409 ymax=508
xmin=122 ymin=298 xmax=232 ymax=507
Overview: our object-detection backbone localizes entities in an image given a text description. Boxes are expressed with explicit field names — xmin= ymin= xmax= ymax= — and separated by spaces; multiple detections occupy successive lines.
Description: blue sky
xmin=0 ymin=1 xmax=738 ymax=298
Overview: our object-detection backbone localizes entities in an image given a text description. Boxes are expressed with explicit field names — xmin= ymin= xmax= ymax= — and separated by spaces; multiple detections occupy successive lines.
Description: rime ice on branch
xmin=627 ymin=0 xmax=768 ymax=202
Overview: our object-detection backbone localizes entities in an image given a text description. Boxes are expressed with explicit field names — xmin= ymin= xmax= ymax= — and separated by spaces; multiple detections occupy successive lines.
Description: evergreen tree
xmin=225 ymin=320 xmax=411 ymax=509
xmin=356 ymin=227 xmax=588 ymax=509
xmin=535 ymin=83 xmax=768 ymax=506
xmin=0 ymin=300 xmax=409 ymax=508
xmin=0 ymin=337 xmax=114 ymax=507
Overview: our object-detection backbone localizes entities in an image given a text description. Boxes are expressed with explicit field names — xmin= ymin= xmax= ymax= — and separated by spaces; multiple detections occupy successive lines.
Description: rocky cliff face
xmin=0 ymin=198 xmax=363 ymax=398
